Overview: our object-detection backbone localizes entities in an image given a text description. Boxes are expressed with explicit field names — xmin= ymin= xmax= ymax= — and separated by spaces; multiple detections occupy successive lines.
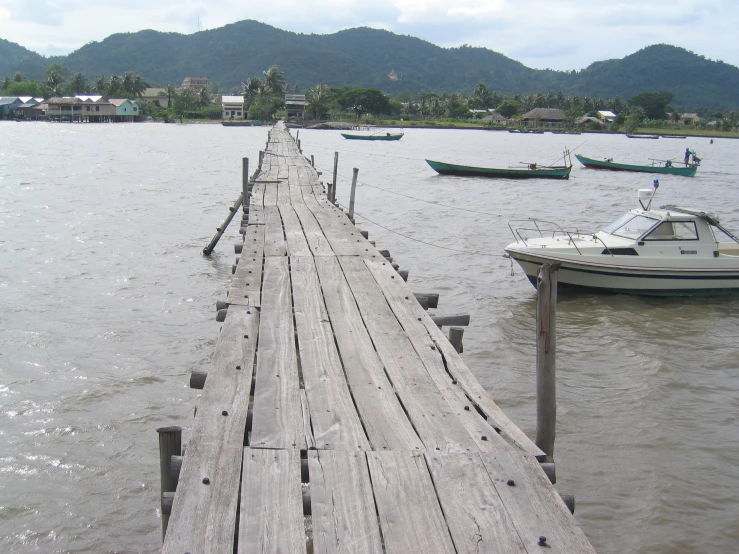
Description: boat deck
xmin=161 ymin=122 xmax=595 ymax=553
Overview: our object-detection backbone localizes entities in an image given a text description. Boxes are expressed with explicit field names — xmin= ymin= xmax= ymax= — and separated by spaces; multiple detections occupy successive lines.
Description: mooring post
xmin=259 ymin=150 xmax=264 ymax=168
xmin=157 ymin=426 xmax=182 ymax=543
xmin=298 ymin=139 xmax=301 ymax=152
xmin=242 ymin=158 xmax=249 ymax=212
xmin=535 ymin=263 xmax=558 ymax=456
xmin=202 ymin=193 xmax=243 ymax=256
xmin=311 ymin=154 xmax=314 ymax=167
xmin=332 ymin=151 xmax=339 ymax=202
xmin=296 ymin=129 xmax=300 ymax=143
xmin=348 ymin=168 xmax=359 ymax=221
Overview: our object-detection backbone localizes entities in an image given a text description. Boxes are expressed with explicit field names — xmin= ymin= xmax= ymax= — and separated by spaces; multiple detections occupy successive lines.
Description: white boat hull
xmin=508 ymin=250 xmax=739 ymax=296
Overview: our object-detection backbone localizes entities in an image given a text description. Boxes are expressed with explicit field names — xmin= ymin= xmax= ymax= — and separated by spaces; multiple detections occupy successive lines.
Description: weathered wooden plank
xmin=263 ymin=182 xmax=278 ymax=207
xmin=480 ymin=451 xmax=596 ymax=553
xmin=279 ymin=206 xmax=312 ymax=257
xmin=238 ymin=448 xmax=305 ymax=554
xmin=367 ymin=451 xmax=456 ymax=554
xmin=263 ymin=206 xmax=287 ymax=257
xmin=300 ymin=186 xmax=358 ymax=256
xmin=418 ymin=314 xmax=544 ymax=457
xmin=426 ymin=452 xmax=526 ymax=553
xmin=277 ymin=180 xmax=291 ymax=206
xmin=162 ymin=306 xmax=259 ymax=554
xmin=293 ymin=203 xmax=336 ymax=257
xmin=308 ymin=451 xmax=383 ymax=554
xmin=338 ymin=255 xmax=479 ymax=453
xmin=313 ymin=256 xmax=423 ymax=451
xmin=250 ymin=181 xmax=265 ymax=207
xmin=250 ymin=257 xmax=306 ymax=449
xmin=291 ymin=256 xmax=369 ymax=450
xmin=228 ymin=224 xmax=264 ymax=308
xmin=364 ymin=258 xmax=512 ymax=452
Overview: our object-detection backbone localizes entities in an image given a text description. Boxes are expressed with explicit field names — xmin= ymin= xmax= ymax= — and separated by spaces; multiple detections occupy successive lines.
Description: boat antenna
xmin=639 ymin=179 xmax=659 ymax=210
xmin=546 ymin=139 xmax=587 ymax=166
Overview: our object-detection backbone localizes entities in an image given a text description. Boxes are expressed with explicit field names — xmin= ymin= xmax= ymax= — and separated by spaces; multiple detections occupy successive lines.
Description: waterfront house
xmin=0 ymin=97 xmax=24 ymax=119
xmin=46 ymin=97 xmax=116 ymax=122
xmin=142 ymin=88 xmax=169 ymax=107
xmin=598 ymin=110 xmax=616 ymax=122
xmin=285 ymin=94 xmax=307 ymax=120
xmin=221 ymin=95 xmax=245 ymax=120
xmin=109 ymin=99 xmax=141 ymax=121
xmin=482 ymin=112 xmax=509 ymax=125
xmin=13 ymin=97 xmax=43 ymax=120
xmin=681 ymin=113 xmax=701 ymax=125
xmin=521 ymin=108 xmax=566 ymax=127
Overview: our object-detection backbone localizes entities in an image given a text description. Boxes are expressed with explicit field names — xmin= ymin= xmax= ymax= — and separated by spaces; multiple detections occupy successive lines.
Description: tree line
xmin=3 ymin=63 xmax=738 ymax=131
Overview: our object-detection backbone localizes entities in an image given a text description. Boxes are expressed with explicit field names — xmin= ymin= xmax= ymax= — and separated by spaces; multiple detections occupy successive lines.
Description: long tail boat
xmin=341 ymin=131 xmax=404 ymax=141
xmin=574 ymin=154 xmax=698 ymax=177
xmin=426 ymin=159 xmax=572 ymax=179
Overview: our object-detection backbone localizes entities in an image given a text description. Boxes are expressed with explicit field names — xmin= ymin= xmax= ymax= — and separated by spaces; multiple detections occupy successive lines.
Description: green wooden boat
xmin=341 ymin=131 xmax=404 ymax=141
xmin=425 ymin=159 xmax=572 ymax=179
xmin=575 ymin=154 xmax=698 ymax=177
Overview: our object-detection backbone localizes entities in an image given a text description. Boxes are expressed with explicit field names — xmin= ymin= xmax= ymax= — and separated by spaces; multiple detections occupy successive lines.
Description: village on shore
xmin=2 ymin=68 xmax=736 ymax=138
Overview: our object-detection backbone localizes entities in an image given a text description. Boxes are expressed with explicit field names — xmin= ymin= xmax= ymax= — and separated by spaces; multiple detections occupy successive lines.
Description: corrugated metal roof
xmin=221 ymin=95 xmax=245 ymax=103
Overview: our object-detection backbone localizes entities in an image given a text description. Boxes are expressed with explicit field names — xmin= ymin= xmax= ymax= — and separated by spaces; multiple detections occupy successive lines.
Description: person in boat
xmin=692 ymin=151 xmax=701 ymax=164
xmin=665 ymin=160 xmax=672 ymax=167
xmin=710 ymin=138 xmax=714 ymax=144
xmin=684 ymin=148 xmax=691 ymax=166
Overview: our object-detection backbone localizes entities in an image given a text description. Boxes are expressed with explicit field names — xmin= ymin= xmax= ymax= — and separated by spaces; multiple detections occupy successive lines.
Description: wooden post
xmin=311 ymin=154 xmax=314 ymax=167
xmin=259 ymin=150 xmax=264 ymax=168
xmin=331 ymin=151 xmax=339 ymax=202
xmin=298 ymin=139 xmax=301 ymax=152
xmin=448 ymin=327 xmax=464 ymax=353
xmin=348 ymin=167 xmax=359 ymax=221
xmin=296 ymin=129 xmax=300 ymax=143
xmin=157 ymin=426 xmax=182 ymax=542
xmin=242 ymin=158 xmax=249 ymax=212
xmin=202 ymin=194 xmax=243 ymax=256
xmin=535 ymin=263 xmax=558 ymax=457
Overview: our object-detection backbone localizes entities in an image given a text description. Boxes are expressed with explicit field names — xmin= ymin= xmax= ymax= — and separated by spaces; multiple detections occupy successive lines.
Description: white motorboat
xmin=505 ymin=185 xmax=739 ymax=296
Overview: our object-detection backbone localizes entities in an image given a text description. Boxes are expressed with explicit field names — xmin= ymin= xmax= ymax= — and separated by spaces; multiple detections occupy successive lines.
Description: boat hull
xmin=506 ymin=249 xmax=739 ymax=296
xmin=341 ymin=133 xmax=403 ymax=141
xmin=574 ymin=154 xmax=697 ymax=176
xmin=426 ymin=159 xmax=571 ymax=180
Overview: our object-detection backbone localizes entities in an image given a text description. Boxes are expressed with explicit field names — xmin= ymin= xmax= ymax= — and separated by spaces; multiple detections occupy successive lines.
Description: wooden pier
xmin=159 ymin=122 xmax=595 ymax=553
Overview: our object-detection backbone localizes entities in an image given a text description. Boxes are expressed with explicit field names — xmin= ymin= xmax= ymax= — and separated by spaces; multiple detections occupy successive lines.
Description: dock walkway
xmin=161 ymin=122 xmax=595 ymax=553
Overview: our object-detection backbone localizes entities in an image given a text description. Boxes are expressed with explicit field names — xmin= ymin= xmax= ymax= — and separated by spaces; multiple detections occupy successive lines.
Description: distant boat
xmin=426 ymin=159 xmax=572 ymax=180
xmin=626 ymin=133 xmax=660 ymax=139
xmin=341 ymin=131 xmax=404 ymax=141
xmin=661 ymin=134 xmax=687 ymax=139
xmin=575 ymin=154 xmax=698 ymax=176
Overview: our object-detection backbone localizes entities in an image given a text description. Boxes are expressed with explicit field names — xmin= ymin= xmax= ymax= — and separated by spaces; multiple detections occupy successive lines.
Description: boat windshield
xmin=602 ymin=214 xmax=659 ymax=239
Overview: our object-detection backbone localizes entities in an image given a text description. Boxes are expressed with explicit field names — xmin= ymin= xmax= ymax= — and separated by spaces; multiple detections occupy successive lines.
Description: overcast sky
xmin=1 ymin=0 xmax=737 ymax=70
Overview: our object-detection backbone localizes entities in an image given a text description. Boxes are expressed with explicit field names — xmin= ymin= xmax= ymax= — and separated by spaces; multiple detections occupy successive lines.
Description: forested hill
xmin=2 ymin=21 xmax=738 ymax=107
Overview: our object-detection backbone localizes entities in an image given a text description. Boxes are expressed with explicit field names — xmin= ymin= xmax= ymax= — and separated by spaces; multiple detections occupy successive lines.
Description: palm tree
xmin=131 ymin=75 xmax=147 ymax=98
xmin=70 ymin=72 xmax=87 ymax=95
xmin=306 ymin=83 xmax=331 ymax=119
xmin=165 ymin=83 xmax=177 ymax=108
xmin=108 ymin=75 xmax=122 ymax=98
xmin=472 ymin=82 xmax=493 ymax=109
xmin=197 ymin=87 xmax=211 ymax=110
xmin=1 ymin=76 xmax=10 ymax=91
xmin=262 ymin=65 xmax=286 ymax=96
xmin=94 ymin=75 xmax=109 ymax=97
xmin=121 ymin=72 xmax=135 ymax=98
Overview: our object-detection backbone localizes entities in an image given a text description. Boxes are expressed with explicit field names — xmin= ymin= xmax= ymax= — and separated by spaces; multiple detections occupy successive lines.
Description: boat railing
xmin=508 ymin=219 xmax=614 ymax=256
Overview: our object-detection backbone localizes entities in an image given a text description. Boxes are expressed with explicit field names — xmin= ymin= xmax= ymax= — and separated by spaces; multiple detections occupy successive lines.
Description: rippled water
xmin=1 ymin=122 xmax=737 ymax=553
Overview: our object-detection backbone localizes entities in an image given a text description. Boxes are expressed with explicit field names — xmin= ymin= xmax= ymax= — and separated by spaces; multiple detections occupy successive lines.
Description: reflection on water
xmin=1 ymin=122 xmax=738 ymax=552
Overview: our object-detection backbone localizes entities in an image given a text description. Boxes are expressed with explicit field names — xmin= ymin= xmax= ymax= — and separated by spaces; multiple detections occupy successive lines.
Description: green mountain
xmin=2 ymin=21 xmax=738 ymax=108
xmin=0 ymin=38 xmax=49 ymax=80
